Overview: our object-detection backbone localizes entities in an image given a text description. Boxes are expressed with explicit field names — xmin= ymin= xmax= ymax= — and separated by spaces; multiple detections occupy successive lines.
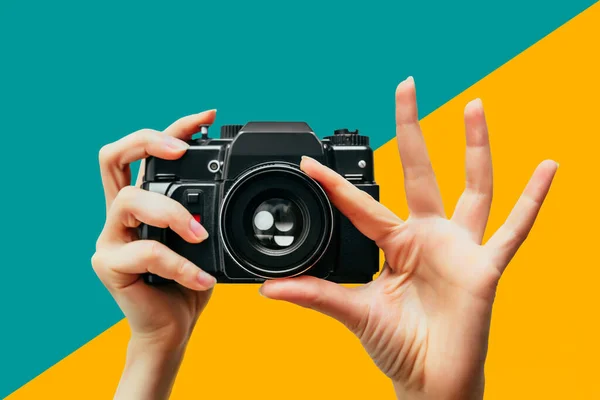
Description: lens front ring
xmin=219 ymin=163 xmax=334 ymax=279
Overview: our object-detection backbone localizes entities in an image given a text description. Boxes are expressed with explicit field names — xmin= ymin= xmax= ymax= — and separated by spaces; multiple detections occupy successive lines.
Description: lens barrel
xmin=220 ymin=163 xmax=333 ymax=279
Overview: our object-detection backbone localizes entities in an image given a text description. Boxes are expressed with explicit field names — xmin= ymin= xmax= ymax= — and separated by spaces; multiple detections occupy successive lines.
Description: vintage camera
xmin=140 ymin=122 xmax=380 ymax=284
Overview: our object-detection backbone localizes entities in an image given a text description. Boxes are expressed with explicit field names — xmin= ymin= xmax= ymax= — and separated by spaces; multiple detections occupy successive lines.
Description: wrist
xmin=127 ymin=336 xmax=187 ymax=365
xmin=114 ymin=337 xmax=188 ymax=400
xmin=392 ymin=377 xmax=484 ymax=400
xmin=130 ymin=328 xmax=191 ymax=354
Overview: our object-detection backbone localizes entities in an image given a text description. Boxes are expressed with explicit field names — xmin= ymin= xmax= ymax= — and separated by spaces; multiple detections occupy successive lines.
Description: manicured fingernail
xmin=190 ymin=218 xmax=209 ymax=240
xmin=301 ymin=155 xmax=320 ymax=165
xmin=197 ymin=269 xmax=216 ymax=288
xmin=164 ymin=136 xmax=189 ymax=151
xmin=404 ymin=76 xmax=414 ymax=85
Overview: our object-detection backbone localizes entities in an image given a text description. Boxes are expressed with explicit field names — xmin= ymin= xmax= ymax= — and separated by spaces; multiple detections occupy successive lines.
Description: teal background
xmin=0 ymin=0 xmax=595 ymax=396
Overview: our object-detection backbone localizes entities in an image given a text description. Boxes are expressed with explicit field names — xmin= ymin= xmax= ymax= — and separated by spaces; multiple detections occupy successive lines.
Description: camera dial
xmin=220 ymin=124 xmax=244 ymax=139
xmin=325 ymin=128 xmax=369 ymax=146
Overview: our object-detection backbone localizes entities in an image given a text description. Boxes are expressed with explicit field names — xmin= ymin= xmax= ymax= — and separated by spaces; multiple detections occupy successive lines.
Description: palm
xmin=357 ymin=217 xmax=499 ymax=397
xmin=261 ymin=77 xmax=557 ymax=399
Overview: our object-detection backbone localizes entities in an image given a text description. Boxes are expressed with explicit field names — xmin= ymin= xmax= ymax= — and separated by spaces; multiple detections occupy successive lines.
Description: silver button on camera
xmin=208 ymin=160 xmax=220 ymax=173
xmin=358 ymin=160 xmax=367 ymax=168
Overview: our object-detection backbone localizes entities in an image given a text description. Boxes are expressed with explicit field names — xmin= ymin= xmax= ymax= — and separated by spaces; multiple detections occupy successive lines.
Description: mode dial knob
xmin=325 ymin=128 xmax=369 ymax=146
xmin=220 ymin=124 xmax=244 ymax=139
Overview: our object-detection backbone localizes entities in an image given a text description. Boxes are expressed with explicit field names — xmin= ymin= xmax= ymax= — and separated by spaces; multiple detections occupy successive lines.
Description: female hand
xmin=260 ymin=78 xmax=557 ymax=400
xmin=92 ymin=109 xmax=217 ymax=400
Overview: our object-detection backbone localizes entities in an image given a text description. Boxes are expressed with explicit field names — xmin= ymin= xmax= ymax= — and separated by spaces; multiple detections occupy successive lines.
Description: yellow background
xmin=7 ymin=4 xmax=600 ymax=399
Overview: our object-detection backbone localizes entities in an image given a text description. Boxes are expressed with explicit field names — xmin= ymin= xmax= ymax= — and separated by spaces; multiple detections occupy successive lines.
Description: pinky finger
xmin=485 ymin=160 xmax=558 ymax=271
xmin=92 ymin=240 xmax=216 ymax=291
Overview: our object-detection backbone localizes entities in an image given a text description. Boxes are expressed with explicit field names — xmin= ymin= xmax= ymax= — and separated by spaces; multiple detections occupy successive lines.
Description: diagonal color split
xmin=0 ymin=0 xmax=596 ymax=396
xmin=6 ymin=3 xmax=600 ymax=399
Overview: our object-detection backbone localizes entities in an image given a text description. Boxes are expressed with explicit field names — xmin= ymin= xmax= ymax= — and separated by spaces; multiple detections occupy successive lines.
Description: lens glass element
xmin=252 ymin=198 xmax=300 ymax=250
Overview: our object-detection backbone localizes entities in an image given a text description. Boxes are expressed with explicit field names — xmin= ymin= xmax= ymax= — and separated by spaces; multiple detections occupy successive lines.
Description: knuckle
xmin=115 ymin=185 xmax=138 ymax=206
xmin=98 ymin=144 xmax=115 ymax=166
xmin=95 ymin=235 xmax=105 ymax=252
xmin=146 ymin=240 xmax=163 ymax=262
xmin=164 ymin=201 xmax=189 ymax=225
xmin=163 ymin=203 xmax=179 ymax=220
xmin=174 ymin=202 xmax=192 ymax=222
xmin=304 ymin=286 xmax=324 ymax=308
xmin=175 ymin=257 xmax=188 ymax=278
xmin=132 ymin=128 xmax=156 ymax=142
xmin=90 ymin=251 xmax=104 ymax=274
xmin=503 ymin=228 xmax=527 ymax=249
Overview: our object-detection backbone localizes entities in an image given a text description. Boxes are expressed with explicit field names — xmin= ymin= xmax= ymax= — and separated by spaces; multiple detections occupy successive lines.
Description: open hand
xmin=260 ymin=78 xmax=557 ymax=400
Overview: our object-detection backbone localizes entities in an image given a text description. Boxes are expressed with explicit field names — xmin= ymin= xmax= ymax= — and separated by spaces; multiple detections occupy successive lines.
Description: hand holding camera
xmin=260 ymin=78 xmax=557 ymax=400
xmin=140 ymin=120 xmax=380 ymax=283
xmin=92 ymin=110 xmax=218 ymax=399
xmin=93 ymin=77 xmax=557 ymax=400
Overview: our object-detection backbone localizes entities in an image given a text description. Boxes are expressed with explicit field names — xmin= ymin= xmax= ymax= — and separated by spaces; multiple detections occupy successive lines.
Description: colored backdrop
xmin=1 ymin=1 xmax=598 ymax=398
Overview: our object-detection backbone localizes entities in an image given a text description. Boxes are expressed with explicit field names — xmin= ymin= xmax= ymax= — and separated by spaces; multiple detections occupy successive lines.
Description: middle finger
xmin=101 ymin=186 xmax=208 ymax=245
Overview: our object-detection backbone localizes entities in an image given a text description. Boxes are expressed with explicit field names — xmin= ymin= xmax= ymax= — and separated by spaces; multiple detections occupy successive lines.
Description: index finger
xmin=134 ymin=109 xmax=217 ymax=187
xmin=300 ymin=156 xmax=402 ymax=245
xmin=100 ymin=109 xmax=217 ymax=210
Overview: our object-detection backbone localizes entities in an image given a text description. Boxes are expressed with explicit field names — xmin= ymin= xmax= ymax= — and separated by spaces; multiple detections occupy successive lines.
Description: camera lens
xmin=252 ymin=198 xmax=301 ymax=250
xmin=220 ymin=164 xmax=333 ymax=279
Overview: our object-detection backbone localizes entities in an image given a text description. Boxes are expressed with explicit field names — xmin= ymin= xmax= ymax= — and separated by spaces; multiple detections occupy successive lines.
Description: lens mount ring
xmin=219 ymin=162 xmax=334 ymax=279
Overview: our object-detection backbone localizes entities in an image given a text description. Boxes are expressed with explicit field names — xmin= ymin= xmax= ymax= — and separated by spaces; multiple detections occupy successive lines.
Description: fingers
xmin=101 ymin=186 xmax=208 ymax=244
xmin=163 ymin=109 xmax=217 ymax=137
xmin=133 ymin=109 xmax=217 ymax=187
xmin=92 ymin=240 xmax=215 ymax=291
xmin=133 ymin=109 xmax=218 ymax=187
xmin=100 ymin=129 xmax=189 ymax=208
xmin=100 ymin=109 xmax=217 ymax=209
xmin=259 ymin=276 xmax=368 ymax=333
xmin=451 ymin=99 xmax=493 ymax=243
xmin=300 ymin=156 xmax=403 ymax=244
xmin=485 ymin=160 xmax=559 ymax=271
xmin=395 ymin=77 xmax=445 ymax=217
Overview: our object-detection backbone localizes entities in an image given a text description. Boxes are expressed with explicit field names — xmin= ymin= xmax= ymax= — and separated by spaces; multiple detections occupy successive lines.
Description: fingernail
xmin=405 ymin=76 xmax=414 ymax=85
xmin=198 ymin=109 xmax=217 ymax=115
xmin=164 ymin=136 xmax=189 ymax=151
xmin=258 ymin=285 xmax=270 ymax=298
xmin=190 ymin=218 xmax=209 ymax=240
xmin=197 ymin=269 xmax=216 ymax=288
xmin=301 ymin=155 xmax=320 ymax=165
xmin=465 ymin=98 xmax=483 ymax=112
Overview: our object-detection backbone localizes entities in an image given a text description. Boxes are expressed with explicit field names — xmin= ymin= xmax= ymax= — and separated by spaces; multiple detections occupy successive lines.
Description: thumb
xmin=259 ymin=276 xmax=368 ymax=332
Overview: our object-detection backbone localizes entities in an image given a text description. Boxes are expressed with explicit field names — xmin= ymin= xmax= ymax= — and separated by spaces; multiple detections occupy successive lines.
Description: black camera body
xmin=140 ymin=122 xmax=380 ymax=284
